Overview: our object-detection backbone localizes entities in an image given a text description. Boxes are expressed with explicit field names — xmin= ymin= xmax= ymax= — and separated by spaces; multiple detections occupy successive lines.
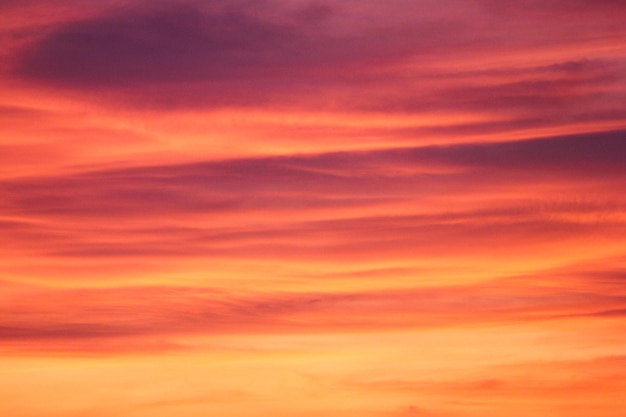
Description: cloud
xmin=1 ymin=129 xmax=624 ymax=261
xmin=479 ymin=0 xmax=626 ymax=14
xmin=367 ymin=57 xmax=626 ymax=128
xmin=1 ymin=267 xmax=625 ymax=351
xmin=5 ymin=1 xmax=487 ymax=109
xmin=3 ymin=128 xmax=625 ymax=216
xmin=10 ymin=0 xmax=626 ymax=120
xmin=16 ymin=3 xmax=322 ymax=87
xmin=346 ymin=355 xmax=626 ymax=406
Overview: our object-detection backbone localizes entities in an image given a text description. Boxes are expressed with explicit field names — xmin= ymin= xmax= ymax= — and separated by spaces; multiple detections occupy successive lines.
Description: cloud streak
xmin=1 ymin=1 xmax=626 ymax=416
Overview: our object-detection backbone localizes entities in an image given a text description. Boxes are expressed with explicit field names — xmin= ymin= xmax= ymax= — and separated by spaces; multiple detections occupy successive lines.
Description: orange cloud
xmin=1 ymin=0 xmax=626 ymax=416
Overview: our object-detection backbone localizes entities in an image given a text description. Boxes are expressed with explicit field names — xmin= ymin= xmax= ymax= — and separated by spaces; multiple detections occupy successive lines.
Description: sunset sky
xmin=1 ymin=1 xmax=626 ymax=416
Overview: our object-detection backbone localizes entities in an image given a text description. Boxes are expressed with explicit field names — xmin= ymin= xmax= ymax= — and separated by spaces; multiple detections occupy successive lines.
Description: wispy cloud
xmin=2 ymin=1 xmax=626 ymax=416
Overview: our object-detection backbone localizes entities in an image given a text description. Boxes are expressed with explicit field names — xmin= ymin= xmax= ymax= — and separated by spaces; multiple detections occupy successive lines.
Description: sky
xmin=1 ymin=1 xmax=626 ymax=416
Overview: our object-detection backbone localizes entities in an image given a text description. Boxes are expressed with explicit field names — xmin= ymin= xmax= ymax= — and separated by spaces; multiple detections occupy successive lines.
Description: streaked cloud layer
xmin=1 ymin=1 xmax=625 ymax=416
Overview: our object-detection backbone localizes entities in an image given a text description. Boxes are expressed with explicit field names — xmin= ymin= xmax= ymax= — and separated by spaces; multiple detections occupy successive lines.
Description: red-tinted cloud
xmin=2 ymin=1 xmax=626 ymax=416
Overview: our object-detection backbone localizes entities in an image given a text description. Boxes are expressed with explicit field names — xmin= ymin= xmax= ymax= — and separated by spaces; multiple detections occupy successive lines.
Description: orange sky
xmin=1 ymin=1 xmax=626 ymax=416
